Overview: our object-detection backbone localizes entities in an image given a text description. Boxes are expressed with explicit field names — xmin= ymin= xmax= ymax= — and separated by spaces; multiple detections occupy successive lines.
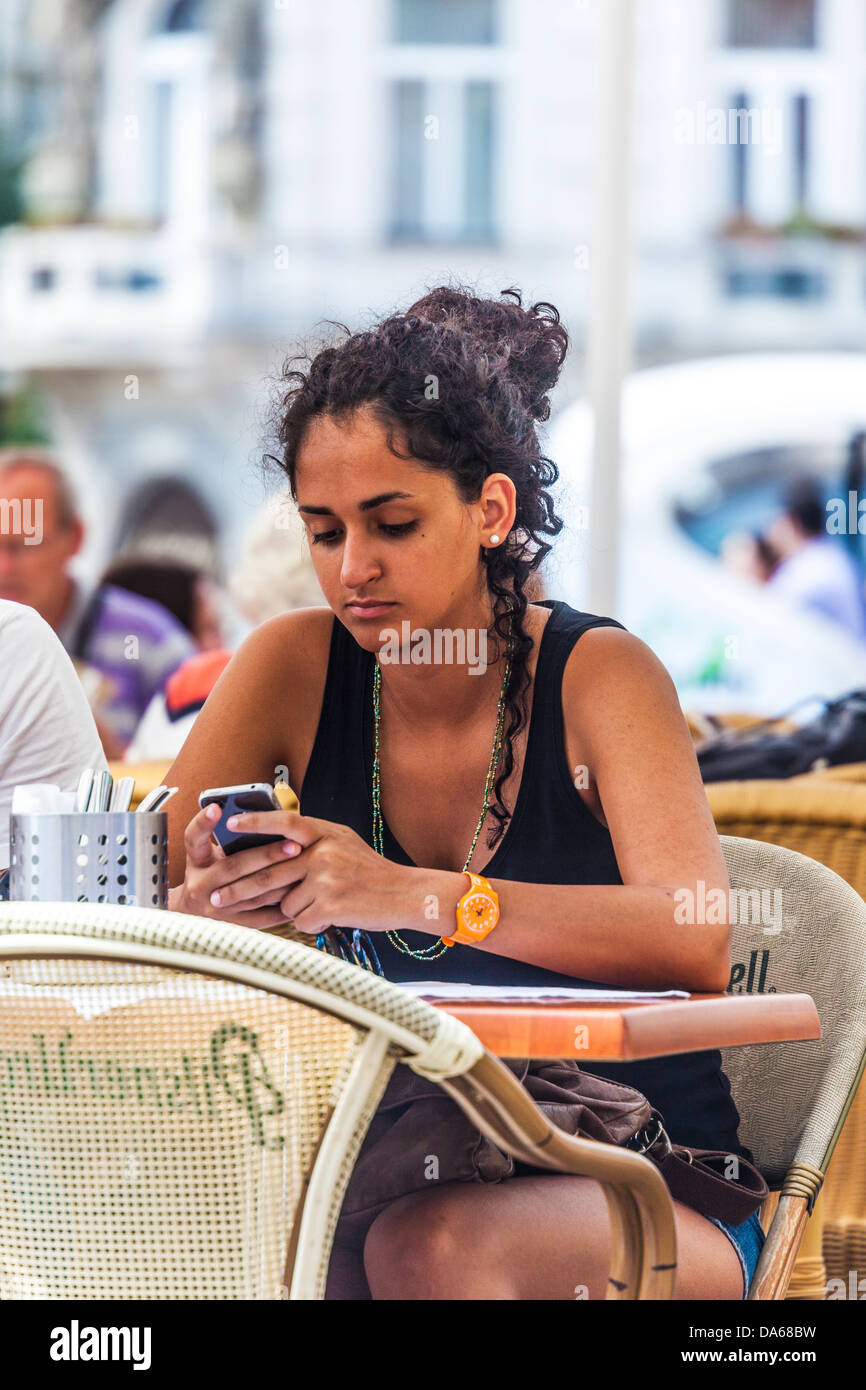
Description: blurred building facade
xmin=0 ymin=0 xmax=864 ymax=574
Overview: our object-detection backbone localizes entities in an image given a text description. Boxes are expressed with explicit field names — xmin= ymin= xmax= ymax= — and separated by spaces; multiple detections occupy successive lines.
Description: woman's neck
xmin=374 ymin=599 xmax=525 ymax=730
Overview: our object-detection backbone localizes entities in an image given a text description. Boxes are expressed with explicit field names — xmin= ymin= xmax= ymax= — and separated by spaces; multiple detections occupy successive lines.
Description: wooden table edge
xmin=434 ymin=991 xmax=821 ymax=1060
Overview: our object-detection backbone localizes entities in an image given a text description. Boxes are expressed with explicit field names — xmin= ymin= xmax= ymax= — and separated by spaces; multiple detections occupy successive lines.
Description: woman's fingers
xmin=207 ymin=840 xmax=304 ymax=907
xmin=208 ymin=836 xmax=299 ymax=883
xmin=184 ymin=803 xmax=226 ymax=868
xmin=223 ymin=809 xmax=334 ymax=848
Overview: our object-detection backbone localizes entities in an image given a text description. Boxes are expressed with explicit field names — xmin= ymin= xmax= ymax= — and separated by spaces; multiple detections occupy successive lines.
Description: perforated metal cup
xmin=9 ymin=812 xmax=168 ymax=908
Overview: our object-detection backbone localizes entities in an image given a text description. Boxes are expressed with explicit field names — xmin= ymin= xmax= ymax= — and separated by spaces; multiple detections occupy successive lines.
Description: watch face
xmin=460 ymin=892 xmax=497 ymax=934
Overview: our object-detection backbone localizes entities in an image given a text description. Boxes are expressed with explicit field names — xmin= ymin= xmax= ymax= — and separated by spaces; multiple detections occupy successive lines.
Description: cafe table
xmin=418 ymin=985 xmax=822 ymax=1298
xmin=424 ymin=988 xmax=821 ymax=1059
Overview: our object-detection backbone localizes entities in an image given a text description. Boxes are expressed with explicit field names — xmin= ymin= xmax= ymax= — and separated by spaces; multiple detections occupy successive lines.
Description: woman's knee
xmin=363 ymin=1188 xmax=504 ymax=1300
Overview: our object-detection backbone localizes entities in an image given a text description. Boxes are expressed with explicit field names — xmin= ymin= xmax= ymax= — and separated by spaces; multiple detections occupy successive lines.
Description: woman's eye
xmin=310 ymin=521 xmax=418 ymax=546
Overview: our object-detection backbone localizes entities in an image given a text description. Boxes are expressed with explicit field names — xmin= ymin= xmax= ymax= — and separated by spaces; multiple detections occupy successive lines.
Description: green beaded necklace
xmin=372 ymin=622 xmax=514 ymax=960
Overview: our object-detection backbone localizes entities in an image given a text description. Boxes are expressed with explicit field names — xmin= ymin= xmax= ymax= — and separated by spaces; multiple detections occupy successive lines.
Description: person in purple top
xmin=0 ymin=450 xmax=195 ymax=757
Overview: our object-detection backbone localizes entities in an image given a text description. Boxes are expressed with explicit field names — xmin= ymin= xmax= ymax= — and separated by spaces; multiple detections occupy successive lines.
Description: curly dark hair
xmin=266 ymin=284 xmax=567 ymax=851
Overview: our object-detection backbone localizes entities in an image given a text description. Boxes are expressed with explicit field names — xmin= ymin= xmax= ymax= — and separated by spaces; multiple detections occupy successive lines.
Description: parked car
xmin=542 ymin=353 xmax=866 ymax=715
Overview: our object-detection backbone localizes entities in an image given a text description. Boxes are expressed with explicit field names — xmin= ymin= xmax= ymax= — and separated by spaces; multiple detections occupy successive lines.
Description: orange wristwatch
xmin=441 ymin=872 xmax=501 ymax=948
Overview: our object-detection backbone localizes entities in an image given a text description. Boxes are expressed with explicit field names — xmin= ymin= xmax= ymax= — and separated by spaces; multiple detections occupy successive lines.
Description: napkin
xmin=11 ymin=783 xmax=78 ymax=814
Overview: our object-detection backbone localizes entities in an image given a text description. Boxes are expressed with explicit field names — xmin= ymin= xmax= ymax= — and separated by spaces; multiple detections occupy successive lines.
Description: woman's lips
xmin=347 ymin=602 xmax=396 ymax=619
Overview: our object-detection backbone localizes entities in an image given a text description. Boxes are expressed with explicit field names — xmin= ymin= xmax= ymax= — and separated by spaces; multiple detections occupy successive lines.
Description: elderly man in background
xmin=0 ymin=449 xmax=195 ymax=758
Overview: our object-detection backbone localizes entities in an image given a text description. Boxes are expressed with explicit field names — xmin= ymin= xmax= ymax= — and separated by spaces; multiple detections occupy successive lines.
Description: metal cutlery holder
xmin=9 ymin=812 xmax=168 ymax=908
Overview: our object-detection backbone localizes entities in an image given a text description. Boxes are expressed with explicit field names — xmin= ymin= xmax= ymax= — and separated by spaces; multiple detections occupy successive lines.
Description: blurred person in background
xmin=0 ymin=599 xmax=107 ymax=872
xmin=124 ymin=492 xmax=325 ymax=762
xmin=0 ymin=450 xmax=196 ymax=758
xmin=100 ymin=555 xmax=225 ymax=651
xmin=720 ymin=530 xmax=779 ymax=585
xmin=765 ymin=475 xmax=866 ymax=642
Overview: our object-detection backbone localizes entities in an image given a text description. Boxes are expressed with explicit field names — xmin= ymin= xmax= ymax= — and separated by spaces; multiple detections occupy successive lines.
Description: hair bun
xmin=405 ymin=285 xmax=568 ymax=422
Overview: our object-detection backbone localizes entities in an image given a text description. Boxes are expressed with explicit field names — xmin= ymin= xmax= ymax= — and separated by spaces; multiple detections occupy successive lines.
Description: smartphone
xmin=198 ymin=783 xmax=286 ymax=856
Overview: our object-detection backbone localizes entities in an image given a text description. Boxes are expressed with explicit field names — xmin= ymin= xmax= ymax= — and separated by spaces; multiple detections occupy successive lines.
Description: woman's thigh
xmin=360 ymin=1173 xmax=745 ymax=1301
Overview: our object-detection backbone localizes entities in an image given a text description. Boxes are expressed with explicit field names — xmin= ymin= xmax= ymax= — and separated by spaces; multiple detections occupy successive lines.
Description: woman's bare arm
xmin=404 ymin=628 xmax=732 ymax=991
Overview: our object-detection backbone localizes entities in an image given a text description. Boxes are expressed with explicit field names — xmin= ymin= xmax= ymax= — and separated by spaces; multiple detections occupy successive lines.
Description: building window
xmin=151 ymin=80 xmax=173 ymax=224
xmin=464 ymin=81 xmax=495 ymax=239
xmin=726 ymin=0 xmax=815 ymax=48
xmin=731 ymin=90 xmax=748 ymax=213
xmin=162 ymin=0 xmax=206 ymax=32
xmin=394 ymin=0 xmax=496 ymax=45
xmin=793 ymin=92 xmax=809 ymax=209
xmin=389 ymin=79 xmax=497 ymax=243
xmin=727 ymin=90 xmax=811 ymax=219
xmin=723 ymin=266 xmax=826 ymax=298
xmin=31 ymin=267 xmax=56 ymax=292
xmin=392 ymin=82 xmax=425 ymax=238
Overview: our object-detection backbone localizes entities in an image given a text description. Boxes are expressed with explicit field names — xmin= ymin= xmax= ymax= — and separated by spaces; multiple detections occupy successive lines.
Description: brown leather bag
xmin=335 ymin=1058 xmax=768 ymax=1249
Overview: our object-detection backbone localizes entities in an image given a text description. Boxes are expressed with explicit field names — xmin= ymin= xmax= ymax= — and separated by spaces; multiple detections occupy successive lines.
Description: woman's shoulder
xmin=558 ymin=608 xmax=671 ymax=694
xmin=557 ymin=609 xmax=685 ymax=755
xmin=198 ymin=606 xmax=337 ymax=752
xmin=236 ymin=605 xmax=336 ymax=682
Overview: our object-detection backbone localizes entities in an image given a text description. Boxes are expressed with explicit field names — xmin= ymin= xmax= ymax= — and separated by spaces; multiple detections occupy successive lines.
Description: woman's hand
xmin=208 ymin=808 xmax=423 ymax=934
xmin=168 ymin=803 xmax=295 ymax=929
xmin=170 ymin=803 xmax=422 ymax=934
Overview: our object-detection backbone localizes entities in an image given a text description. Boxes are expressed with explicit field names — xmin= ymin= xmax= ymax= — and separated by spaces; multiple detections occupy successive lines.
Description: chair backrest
xmin=707 ymin=777 xmax=866 ymax=900
xmin=0 ymin=902 xmax=481 ymax=1300
xmin=718 ymin=834 xmax=866 ymax=1186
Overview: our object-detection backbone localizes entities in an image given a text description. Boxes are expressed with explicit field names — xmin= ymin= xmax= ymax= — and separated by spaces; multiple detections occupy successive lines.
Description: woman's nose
xmin=340 ymin=531 xmax=382 ymax=589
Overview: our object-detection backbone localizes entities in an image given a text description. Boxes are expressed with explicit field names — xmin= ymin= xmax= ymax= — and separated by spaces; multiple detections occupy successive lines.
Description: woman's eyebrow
xmin=299 ymin=491 xmax=416 ymax=516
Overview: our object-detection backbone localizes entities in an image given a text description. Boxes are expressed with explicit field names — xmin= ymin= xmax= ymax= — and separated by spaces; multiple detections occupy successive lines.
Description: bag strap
xmin=633 ymin=1115 xmax=769 ymax=1224
xmin=656 ymin=1147 xmax=769 ymax=1225
xmin=696 ymin=692 xmax=829 ymax=751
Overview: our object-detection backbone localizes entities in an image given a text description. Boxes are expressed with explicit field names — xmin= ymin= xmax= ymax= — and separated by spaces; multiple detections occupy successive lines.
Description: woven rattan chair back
xmin=0 ymin=902 xmax=487 ymax=1300
xmin=0 ymin=955 xmax=383 ymax=1299
xmin=708 ymin=785 xmax=866 ymax=1295
xmin=718 ymin=834 xmax=866 ymax=1187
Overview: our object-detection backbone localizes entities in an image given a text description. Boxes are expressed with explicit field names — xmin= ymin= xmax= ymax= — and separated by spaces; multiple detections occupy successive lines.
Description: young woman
xmin=165 ymin=286 xmax=764 ymax=1300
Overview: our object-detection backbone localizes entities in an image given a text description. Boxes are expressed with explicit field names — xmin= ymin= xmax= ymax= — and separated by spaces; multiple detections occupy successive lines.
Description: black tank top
xmin=300 ymin=598 xmax=750 ymax=1158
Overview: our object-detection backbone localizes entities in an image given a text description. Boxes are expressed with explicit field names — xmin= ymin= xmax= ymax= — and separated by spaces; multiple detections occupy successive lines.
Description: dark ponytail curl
xmin=266 ymin=283 xmax=566 ymax=851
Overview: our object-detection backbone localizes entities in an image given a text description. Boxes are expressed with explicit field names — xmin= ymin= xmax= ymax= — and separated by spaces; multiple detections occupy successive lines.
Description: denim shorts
xmin=707 ymin=1210 xmax=766 ymax=1298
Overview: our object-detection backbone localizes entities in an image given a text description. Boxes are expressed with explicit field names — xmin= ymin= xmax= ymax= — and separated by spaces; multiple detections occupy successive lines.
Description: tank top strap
xmin=530 ymin=599 xmax=627 ymax=721
xmin=299 ymin=614 xmax=373 ymax=838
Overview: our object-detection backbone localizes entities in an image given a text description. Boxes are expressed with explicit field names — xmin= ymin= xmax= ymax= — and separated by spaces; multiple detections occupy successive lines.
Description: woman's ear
xmin=479 ymin=473 xmax=516 ymax=545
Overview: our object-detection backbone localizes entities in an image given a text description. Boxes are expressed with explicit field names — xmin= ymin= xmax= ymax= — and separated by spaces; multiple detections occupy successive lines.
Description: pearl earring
xmin=490 ymin=534 xmax=501 ymax=545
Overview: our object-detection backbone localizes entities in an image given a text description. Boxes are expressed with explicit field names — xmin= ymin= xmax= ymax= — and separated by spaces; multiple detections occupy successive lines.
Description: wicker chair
xmin=0 ymin=902 xmax=676 ymax=1301
xmin=709 ymin=784 xmax=866 ymax=1298
xmin=794 ymin=762 xmax=866 ymax=785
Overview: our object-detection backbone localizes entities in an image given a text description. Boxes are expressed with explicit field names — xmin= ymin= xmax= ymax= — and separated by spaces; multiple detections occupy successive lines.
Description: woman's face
xmin=294 ymin=404 xmax=513 ymax=649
